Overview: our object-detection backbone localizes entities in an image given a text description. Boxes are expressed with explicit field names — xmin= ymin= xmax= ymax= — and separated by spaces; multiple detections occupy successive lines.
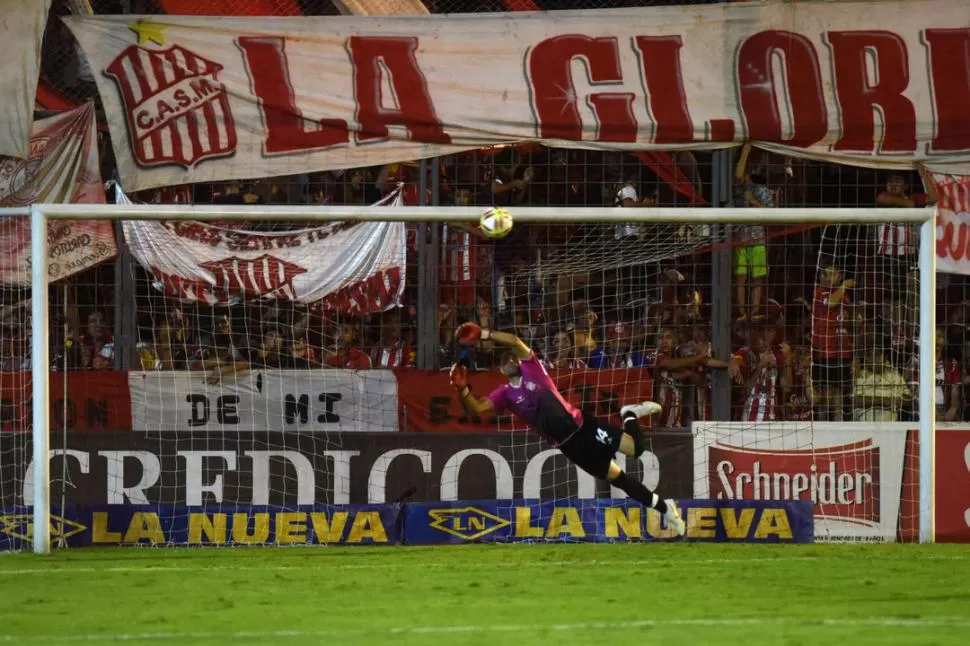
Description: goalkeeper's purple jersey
xmin=486 ymin=352 xmax=584 ymax=445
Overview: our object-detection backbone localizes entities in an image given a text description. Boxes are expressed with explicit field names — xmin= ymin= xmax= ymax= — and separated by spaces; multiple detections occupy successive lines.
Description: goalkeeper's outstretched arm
xmin=449 ymin=363 xmax=494 ymax=414
xmin=455 ymin=321 xmax=531 ymax=360
xmin=484 ymin=330 xmax=532 ymax=360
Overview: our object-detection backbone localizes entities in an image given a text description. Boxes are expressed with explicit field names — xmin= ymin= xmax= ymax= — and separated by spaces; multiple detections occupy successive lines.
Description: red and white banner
xmin=936 ymin=426 xmax=970 ymax=543
xmin=118 ymin=188 xmax=406 ymax=314
xmin=0 ymin=103 xmax=117 ymax=285
xmin=65 ymin=1 xmax=970 ymax=192
xmin=0 ymin=0 xmax=52 ymax=160
xmin=932 ymin=174 xmax=970 ymax=275
xmin=693 ymin=422 xmax=914 ymax=542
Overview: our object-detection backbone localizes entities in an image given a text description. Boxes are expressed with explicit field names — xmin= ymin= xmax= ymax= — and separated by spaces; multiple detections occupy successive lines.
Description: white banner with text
xmin=129 ymin=369 xmax=400 ymax=433
xmin=693 ymin=422 xmax=915 ymax=542
xmin=119 ymin=187 xmax=406 ymax=314
xmin=66 ymin=1 xmax=970 ymax=192
xmin=0 ymin=0 xmax=53 ymax=160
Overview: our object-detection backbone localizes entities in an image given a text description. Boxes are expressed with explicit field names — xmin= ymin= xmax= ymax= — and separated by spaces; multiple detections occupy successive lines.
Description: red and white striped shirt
xmin=440 ymin=226 xmax=478 ymax=306
xmin=734 ymin=345 xmax=787 ymax=422
xmin=876 ymin=193 xmax=925 ymax=256
xmin=375 ymin=342 xmax=414 ymax=369
xmin=643 ymin=348 xmax=684 ymax=428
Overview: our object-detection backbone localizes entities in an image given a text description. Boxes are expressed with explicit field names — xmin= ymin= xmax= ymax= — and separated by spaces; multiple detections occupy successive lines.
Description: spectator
xmin=205 ymin=325 xmax=294 ymax=384
xmin=876 ymin=166 xmax=937 ymax=210
xmin=588 ymin=322 xmax=639 ymax=369
xmin=212 ymin=181 xmax=261 ymax=205
xmin=932 ymin=327 xmax=961 ymax=422
xmin=851 ymin=348 xmax=911 ymax=422
xmin=193 ymin=314 xmax=243 ymax=370
xmin=729 ymin=324 xmax=792 ymax=422
xmin=374 ymin=313 xmax=415 ymax=369
xmin=734 ymin=143 xmax=773 ymax=321
xmin=155 ymin=308 xmax=189 ymax=370
xmin=644 ymin=327 xmax=712 ymax=428
xmin=79 ymin=311 xmax=115 ymax=371
xmin=811 ymin=264 xmax=854 ymax=421
xmin=548 ymin=330 xmax=586 ymax=370
xmin=289 ymin=314 xmax=320 ymax=368
xmin=490 ymin=147 xmax=533 ymax=207
xmin=614 ymin=173 xmax=647 ymax=239
xmin=327 ymin=323 xmax=372 ymax=370
xmin=786 ymin=344 xmax=814 ymax=421
xmin=678 ymin=323 xmax=734 ymax=423
xmin=874 ymin=166 xmax=936 ymax=297
xmin=642 ymin=268 xmax=687 ymax=348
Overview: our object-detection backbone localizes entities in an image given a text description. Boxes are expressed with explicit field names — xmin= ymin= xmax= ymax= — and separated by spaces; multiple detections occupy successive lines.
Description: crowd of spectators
xmin=2 ymin=144 xmax=963 ymax=427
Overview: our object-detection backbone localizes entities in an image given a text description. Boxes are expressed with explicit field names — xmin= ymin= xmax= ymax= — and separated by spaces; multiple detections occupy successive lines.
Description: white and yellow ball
xmin=479 ymin=207 xmax=514 ymax=239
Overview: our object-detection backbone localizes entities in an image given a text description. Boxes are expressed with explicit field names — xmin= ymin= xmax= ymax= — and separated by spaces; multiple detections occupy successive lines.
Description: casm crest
xmin=104 ymin=44 xmax=237 ymax=168
xmin=428 ymin=507 xmax=510 ymax=540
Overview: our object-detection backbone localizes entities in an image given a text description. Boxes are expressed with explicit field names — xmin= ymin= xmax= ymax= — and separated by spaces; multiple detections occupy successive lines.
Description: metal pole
xmin=415 ymin=160 xmax=433 ymax=370
xmin=918 ymin=214 xmax=936 ymax=543
xmin=710 ymin=149 xmax=734 ymax=421
xmin=30 ymin=205 xmax=50 ymax=554
xmin=428 ymin=158 xmax=442 ymax=369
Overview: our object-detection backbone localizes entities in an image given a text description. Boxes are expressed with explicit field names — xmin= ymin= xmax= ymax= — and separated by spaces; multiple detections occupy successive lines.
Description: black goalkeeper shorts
xmin=559 ymin=415 xmax=623 ymax=480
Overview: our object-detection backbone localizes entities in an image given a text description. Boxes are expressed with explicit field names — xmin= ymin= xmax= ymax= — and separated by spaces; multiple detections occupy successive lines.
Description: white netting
xmin=12 ymin=203 xmax=931 ymax=548
xmin=0 ymin=217 xmax=32 ymax=549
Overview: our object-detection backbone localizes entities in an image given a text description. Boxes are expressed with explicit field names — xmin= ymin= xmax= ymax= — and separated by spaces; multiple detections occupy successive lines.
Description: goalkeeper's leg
xmin=560 ymin=410 xmax=685 ymax=537
xmin=617 ymin=400 xmax=661 ymax=458
xmin=607 ymin=462 xmax=686 ymax=537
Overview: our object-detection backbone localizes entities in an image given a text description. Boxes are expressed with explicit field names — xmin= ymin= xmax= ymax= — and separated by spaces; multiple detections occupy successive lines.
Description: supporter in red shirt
xmin=811 ymin=264 xmax=854 ymax=421
xmin=327 ymin=324 xmax=372 ymax=370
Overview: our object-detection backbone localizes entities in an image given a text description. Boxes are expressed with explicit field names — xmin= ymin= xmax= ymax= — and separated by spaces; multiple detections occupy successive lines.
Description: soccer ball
xmin=479 ymin=207 xmax=513 ymax=239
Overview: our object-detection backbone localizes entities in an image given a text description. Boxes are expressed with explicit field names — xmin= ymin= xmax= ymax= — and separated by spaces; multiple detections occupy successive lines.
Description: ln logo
xmin=428 ymin=507 xmax=510 ymax=540
xmin=0 ymin=514 xmax=87 ymax=543
xmin=595 ymin=428 xmax=610 ymax=445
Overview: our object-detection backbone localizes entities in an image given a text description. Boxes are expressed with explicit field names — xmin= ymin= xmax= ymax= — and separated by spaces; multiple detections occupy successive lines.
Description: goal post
xmin=23 ymin=203 xmax=936 ymax=552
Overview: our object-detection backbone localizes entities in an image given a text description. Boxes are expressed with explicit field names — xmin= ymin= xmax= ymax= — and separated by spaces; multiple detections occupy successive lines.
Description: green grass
xmin=0 ymin=544 xmax=968 ymax=645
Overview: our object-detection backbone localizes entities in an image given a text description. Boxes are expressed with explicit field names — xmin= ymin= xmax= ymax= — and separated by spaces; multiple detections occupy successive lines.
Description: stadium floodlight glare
xmin=16 ymin=203 xmax=936 ymax=551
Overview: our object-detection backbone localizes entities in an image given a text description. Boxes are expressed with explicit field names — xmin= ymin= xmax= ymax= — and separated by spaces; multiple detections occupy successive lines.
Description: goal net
xmin=7 ymin=202 xmax=933 ymax=550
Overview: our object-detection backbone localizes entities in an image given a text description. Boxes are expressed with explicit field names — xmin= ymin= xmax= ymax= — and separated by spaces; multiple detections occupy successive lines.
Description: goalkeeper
xmin=451 ymin=322 xmax=686 ymax=536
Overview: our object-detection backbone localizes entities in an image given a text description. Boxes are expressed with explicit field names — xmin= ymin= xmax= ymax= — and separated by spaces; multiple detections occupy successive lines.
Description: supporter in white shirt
xmin=614 ymin=180 xmax=642 ymax=239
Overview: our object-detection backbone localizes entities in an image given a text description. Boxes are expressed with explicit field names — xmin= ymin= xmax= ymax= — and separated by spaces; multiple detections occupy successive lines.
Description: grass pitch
xmin=0 ymin=543 xmax=968 ymax=645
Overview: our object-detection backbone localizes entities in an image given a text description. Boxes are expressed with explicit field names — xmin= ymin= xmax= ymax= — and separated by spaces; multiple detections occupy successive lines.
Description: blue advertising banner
xmin=0 ymin=505 xmax=401 ymax=548
xmin=0 ymin=499 xmax=810 ymax=548
xmin=403 ymin=499 xmax=813 ymax=544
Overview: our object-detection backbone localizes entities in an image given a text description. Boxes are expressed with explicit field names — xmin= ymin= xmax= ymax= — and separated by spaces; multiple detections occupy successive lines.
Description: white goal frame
xmin=13 ymin=203 xmax=936 ymax=551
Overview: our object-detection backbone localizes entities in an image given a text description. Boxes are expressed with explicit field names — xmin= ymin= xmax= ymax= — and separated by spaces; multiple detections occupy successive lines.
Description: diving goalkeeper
xmin=450 ymin=322 xmax=686 ymax=536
